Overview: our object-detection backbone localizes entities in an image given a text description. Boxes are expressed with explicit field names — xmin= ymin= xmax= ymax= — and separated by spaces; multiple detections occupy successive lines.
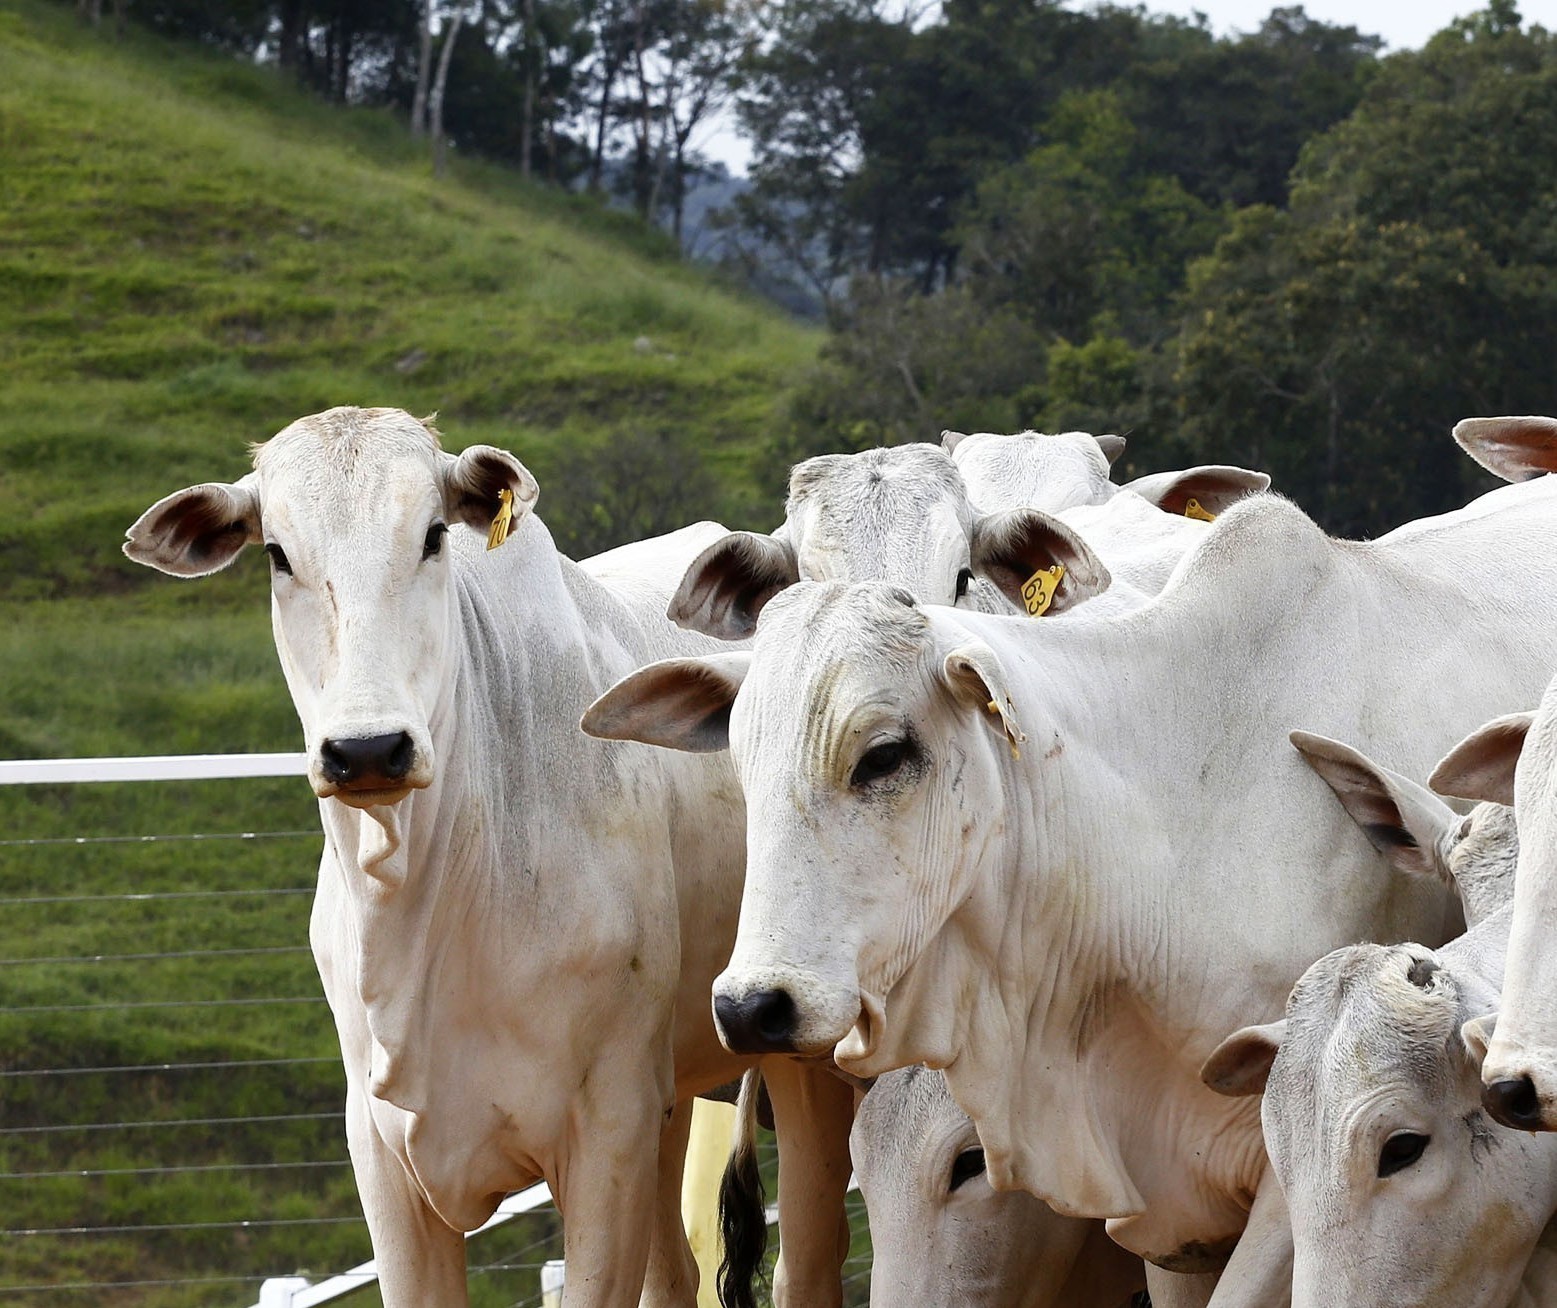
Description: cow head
xmin=1203 ymin=926 xmax=1556 ymax=1308
xmin=1433 ymin=705 xmax=1557 ymax=1135
xmin=668 ymin=445 xmax=1112 ymax=639
xmin=943 ymin=429 xmax=1125 ymax=513
xmin=125 ymin=406 xmax=536 ymax=807
xmin=586 ymin=580 xmax=1024 ymax=1065
xmin=851 ymin=1065 xmax=1143 ymax=1308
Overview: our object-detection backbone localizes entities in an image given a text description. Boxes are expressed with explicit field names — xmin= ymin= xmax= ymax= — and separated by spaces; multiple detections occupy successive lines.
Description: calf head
xmin=852 ymin=1066 xmax=1143 ymax=1308
xmin=1203 ymin=930 xmax=1557 ymax=1308
xmin=586 ymin=580 xmax=1024 ymax=1065
xmin=125 ymin=406 xmax=536 ymax=807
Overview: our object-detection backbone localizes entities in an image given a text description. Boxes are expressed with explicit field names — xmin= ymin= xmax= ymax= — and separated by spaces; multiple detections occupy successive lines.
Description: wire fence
xmin=0 ymin=757 xmax=872 ymax=1306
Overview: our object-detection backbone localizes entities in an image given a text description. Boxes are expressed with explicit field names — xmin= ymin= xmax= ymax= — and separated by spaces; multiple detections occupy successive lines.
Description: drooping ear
xmin=1201 ymin=1021 xmax=1286 ymax=1097
xmin=440 ymin=445 xmax=540 ymax=534
xmin=1453 ymin=416 xmax=1557 ymax=482
xmin=969 ymin=509 xmax=1111 ymax=615
xmin=1123 ymin=466 xmax=1271 ymax=518
xmin=1429 ymin=713 xmax=1534 ymax=806
xmin=580 ymin=653 xmax=750 ymax=753
xmin=941 ymin=429 xmax=970 ymax=456
xmin=668 ymin=532 xmax=799 ymax=640
xmin=1291 ymin=730 xmax=1457 ymax=883
xmin=1461 ymin=1012 xmax=1497 ymax=1069
xmin=941 ymin=641 xmax=1026 ymax=754
xmin=1095 ymin=434 xmax=1126 ymax=466
xmin=123 ymin=474 xmax=262 ymax=577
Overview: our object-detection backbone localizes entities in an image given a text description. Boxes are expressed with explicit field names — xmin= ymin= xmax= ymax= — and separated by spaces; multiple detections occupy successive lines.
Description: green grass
xmin=0 ymin=1 xmax=822 ymax=1301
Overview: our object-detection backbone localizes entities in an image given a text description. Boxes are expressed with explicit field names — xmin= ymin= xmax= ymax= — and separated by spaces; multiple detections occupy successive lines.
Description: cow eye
xmin=949 ymin=1147 xmax=986 ymax=1192
xmin=955 ymin=567 xmax=974 ymax=601
xmin=851 ymin=739 xmax=913 ymax=787
xmin=422 ymin=523 xmax=448 ymax=560
xmin=1377 ymin=1132 xmax=1429 ymax=1178
xmin=264 ymin=543 xmax=292 ymax=576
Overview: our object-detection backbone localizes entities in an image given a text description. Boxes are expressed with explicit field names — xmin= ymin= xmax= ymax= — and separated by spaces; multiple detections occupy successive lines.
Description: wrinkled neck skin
xmin=847 ymin=630 xmax=1267 ymax=1268
xmin=301 ymin=518 xmax=685 ymax=1226
xmin=1485 ymin=677 xmax=1557 ymax=1101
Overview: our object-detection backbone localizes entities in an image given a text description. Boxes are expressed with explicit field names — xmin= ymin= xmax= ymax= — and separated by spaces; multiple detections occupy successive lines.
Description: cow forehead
xmin=787 ymin=446 xmax=974 ymax=535
xmin=856 ymin=1065 xmax=954 ymax=1144
xmin=737 ymin=582 xmax=934 ymax=766
xmin=1273 ymin=944 xmax=1462 ymax=1133
xmin=252 ymin=406 xmax=443 ymax=510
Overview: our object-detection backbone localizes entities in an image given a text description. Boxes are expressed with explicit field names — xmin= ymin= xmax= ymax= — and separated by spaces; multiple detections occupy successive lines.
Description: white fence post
xmin=541 ymin=1259 xmax=566 ymax=1307
xmin=259 ymin=1277 xmax=310 ymax=1307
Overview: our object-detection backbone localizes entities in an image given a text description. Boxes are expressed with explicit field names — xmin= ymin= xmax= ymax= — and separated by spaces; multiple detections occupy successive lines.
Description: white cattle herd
xmin=122 ymin=407 xmax=1557 ymax=1308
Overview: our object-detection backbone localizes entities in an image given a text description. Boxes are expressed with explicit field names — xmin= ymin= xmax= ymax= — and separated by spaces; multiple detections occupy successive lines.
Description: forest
xmin=85 ymin=0 xmax=1557 ymax=537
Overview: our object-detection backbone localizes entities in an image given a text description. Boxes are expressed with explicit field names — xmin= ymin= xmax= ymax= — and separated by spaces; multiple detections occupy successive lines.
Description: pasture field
xmin=0 ymin=1 xmax=825 ymax=1301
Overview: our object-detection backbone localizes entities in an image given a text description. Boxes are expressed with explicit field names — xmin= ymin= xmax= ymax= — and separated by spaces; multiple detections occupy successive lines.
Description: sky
xmin=694 ymin=0 xmax=1557 ymax=173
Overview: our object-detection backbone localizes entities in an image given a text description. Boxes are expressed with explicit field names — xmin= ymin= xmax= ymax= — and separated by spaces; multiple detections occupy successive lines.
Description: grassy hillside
xmin=0 ymin=3 xmax=821 ymax=1302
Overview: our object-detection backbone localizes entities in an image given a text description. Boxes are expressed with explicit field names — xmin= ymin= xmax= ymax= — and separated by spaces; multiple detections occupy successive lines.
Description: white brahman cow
xmin=1205 ymin=731 xmax=1557 ymax=1308
xmin=1422 ymin=415 xmax=1557 ymax=1140
xmin=672 ymin=439 xmax=1269 ymax=642
xmin=852 ymin=1064 xmax=1147 ymax=1307
xmin=584 ymin=476 xmax=1557 ymax=1307
xmin=123 ymin=407 xmax=853 ymax=1308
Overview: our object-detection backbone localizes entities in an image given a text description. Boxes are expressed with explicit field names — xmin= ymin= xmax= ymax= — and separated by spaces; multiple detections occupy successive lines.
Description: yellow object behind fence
xmin=683 ymin=1098 xmax=740 ymax=1308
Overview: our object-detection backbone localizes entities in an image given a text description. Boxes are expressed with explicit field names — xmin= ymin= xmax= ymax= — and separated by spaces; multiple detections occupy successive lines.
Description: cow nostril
xmin=320 ymin=739 xmax=353 ymax=784
xmin=714 ymin=989 xmax=799 ymax=1055
xmin=752 ymin=989 xmax=796 ymax=1043
xmin=385 ymin=732 xmax=414 ymax=780
xmin=1484 ymin=1077 xmax=1545 ymax=1131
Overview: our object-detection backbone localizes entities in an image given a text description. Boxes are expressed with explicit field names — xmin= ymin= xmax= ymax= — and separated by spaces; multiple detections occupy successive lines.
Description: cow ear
xmin=124 ymin=475 xmax=262 ymax=577
xmin=970 ymin=509 xmax=1111 ymax=615
xmin=441 ymin=445 xmax=539 ymax=534
xmin=668 ymin=532 xmax=799 ymax=640
xmin=941 ymin=641 xmax=1026 ymax=754
xmin=1201 ymin=1021 xmax=1286 ymax=1097
xmin=1430 ymin=713 xmax=1534 ymax=806
xmin=1453 ymin=416 xmax=1557 ymax=482
xmin=1291 ymin=731 xmax=1458 ymax=884
xmin=1095 ymin=434 xmax=1126 ymax=466
xmin=1123 ymin=466 xmax=1270 ymax=518
xmin=581 ymin=653 xmax=750 ymax=753
xmin=1461 ymin=1012 xmax=1497 ymax=1068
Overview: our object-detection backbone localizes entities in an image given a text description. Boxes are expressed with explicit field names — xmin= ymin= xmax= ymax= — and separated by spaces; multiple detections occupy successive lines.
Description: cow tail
xmin=716 ymin=1067 xmax=768 ymax=1308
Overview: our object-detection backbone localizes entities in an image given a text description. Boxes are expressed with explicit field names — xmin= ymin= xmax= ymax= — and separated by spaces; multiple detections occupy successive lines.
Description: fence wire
xmin=0 ymin=774 xmax=873 ymax=1307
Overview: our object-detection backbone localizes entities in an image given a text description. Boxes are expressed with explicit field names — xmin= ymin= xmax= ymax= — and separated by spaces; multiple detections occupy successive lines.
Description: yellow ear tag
xmin=1020 ymin=563 xmax=1065 ymax=617
xmin=1184 ymin=497 xmax=1216 ymax=522
xmin=487 ymin=487 xmax=515 ymax=551
xmin=984 ymin=698 xmax=1026 ymax=761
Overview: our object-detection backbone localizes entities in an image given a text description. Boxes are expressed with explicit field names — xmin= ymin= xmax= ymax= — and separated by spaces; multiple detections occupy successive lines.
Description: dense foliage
xmin=748 ymin=0 xmax=1557 ymax=536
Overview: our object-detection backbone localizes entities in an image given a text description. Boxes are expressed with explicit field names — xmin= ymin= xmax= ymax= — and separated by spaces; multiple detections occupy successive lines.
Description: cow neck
xmin=912 ymin=542 xmax=1341 ymax=1248
xmin=320 ymin=515 xmax=625 ymax=1114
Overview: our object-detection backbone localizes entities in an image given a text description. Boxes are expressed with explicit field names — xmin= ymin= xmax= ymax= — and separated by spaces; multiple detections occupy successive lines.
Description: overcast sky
xmin=696 ymin=0 xmax=1557 ymax=172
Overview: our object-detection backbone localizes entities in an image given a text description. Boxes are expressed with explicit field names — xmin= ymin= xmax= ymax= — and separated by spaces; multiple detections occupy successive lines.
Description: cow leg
xmin=345 ymin=1085 xmax=469 ymax=1307
xmin=1144 ymin=1266 xmax=1220 ymax=1308
xmin=553 ymin=1093 xmax=666 ymax=1308
xmin=764 ymin=1060 xmax=855 ymax=1308
xmin=639 ymin=1099 xmax=698 ymax=1308
xmin=1206 ymin=1169 xmax=1292 ymax=1308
